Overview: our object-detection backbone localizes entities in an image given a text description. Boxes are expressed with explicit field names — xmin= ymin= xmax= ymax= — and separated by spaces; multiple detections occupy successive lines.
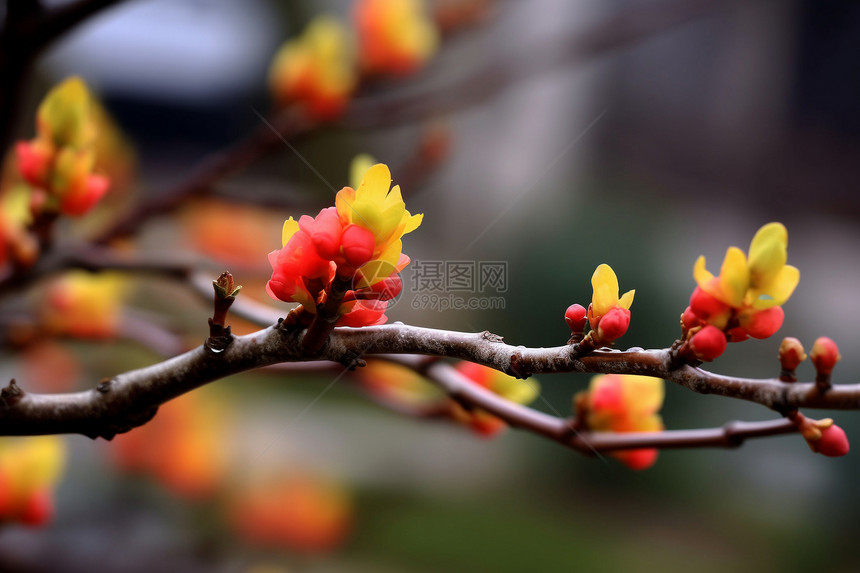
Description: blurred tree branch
xmin=0 ymin=0 xmax=125 ymax=149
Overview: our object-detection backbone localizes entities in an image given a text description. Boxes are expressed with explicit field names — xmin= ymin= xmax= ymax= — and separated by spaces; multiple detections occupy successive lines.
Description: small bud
xmin=213 ymin=272 xmax=242 ymax=299
xmin=596 ymin=307 xmax=630 ymax=343
xmin=564 ymin=304 xmax=587 ymax=334
xmin=778 ymin=337 xmax=806 ymax=376
xmin=814 ymin=424 xmax=850 ymax=457
xmin=688 ymin=325 xmax=727 ymax=362
xmin=810 ymin=337 xmax=841 ymax=377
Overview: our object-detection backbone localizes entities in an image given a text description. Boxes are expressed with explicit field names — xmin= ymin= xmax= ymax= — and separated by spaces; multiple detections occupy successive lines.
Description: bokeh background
xmin=2 ymin=0 xmax=860 ymax=571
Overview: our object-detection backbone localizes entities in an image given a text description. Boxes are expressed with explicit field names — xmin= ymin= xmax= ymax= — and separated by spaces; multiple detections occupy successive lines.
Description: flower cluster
xmin=229 ymin=471 xmax=353 ymax=553
xmin=0 ymin=436 xmax=65 ymax=526
xmin=565 ymin=264 xmax=635 ymax=346
xmin=576 ymin=374 xmax=664 ymax=470
xmin=267 ymin=162 xmax=422 ymax=327
xmin=269 ymin=16 xmax=358 ymax=120
xmin=111 ymin=389 xmax=230 ymax=499
xmin=15 ymin=77 xmax=110 ymax=217
xmin=268 ymin=0 xmax=438 ymax=119
xmin=357 ymin=360 xmax=444 ymax=407
xmin=354 ymin=0 xmax=439 ymax=75
xmin=41 ymin=271 xmax=126 ymax=339
xmin=681 ymin=223 xmax=799 ymax=361
xmin=451 ymin=362 xmax=540 ymax=437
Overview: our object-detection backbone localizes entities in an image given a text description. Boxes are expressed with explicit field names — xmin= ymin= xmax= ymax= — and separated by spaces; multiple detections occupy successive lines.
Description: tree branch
xmin=0 ymin=321 xmax=848 ymax=447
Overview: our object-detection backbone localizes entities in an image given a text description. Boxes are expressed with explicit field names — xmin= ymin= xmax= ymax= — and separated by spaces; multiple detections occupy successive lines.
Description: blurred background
xmin=1 ymin=0 xmax=860 ymax=571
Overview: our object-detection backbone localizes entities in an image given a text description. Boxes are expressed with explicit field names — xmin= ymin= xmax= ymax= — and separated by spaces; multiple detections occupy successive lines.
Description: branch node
xmin=508 ymin=352 xmax=531 ymax=379
xmin=339 ymin=353 xmax=367 ymax=370
xmin=481 ymin=331 xmax=504 ymax=343
xmin=205 ymin=320 xmax=233 ymax=354
xmin=779 ymin=370 xmax=798 ymax=383
xmin=721 ymin=421 xmax=745 ymax=448
xmin=0 ymin=379 xmax=24 ymax=404
xmin=96 ymin=378 xmax=112 ymax=393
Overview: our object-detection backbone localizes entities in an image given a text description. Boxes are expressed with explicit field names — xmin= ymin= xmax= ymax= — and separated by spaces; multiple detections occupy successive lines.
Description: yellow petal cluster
xmin=590 ymin=264 xmax=635 ymax=321
xmin=335 ymin=163 xmax=422 ymax=278
xmin=693 ymin=222 xmax=799 ymax=310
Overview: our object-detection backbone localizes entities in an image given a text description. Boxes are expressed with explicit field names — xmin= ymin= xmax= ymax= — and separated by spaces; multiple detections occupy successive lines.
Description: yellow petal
xmin=281 ymin=217 xmax=300 ymax=247
xmin=618 ymin=289 xmax=635 ymax=310
xmin=355 ymin=258 xmax=398 ymax=289
xmin=355 ymin=239 xmax=403 ymax=289
xmin=356 ymin=163 xmax=391 ymax=203
xmin=403 ymin=212 xmax=423 ymax=234
xmin=751 ymin=264 xmax=800 ymax=309
xmin=633 ymin=413 xmax=664 ymax=433
xmin=693 ymin=255 xmax=714 ymax=288
xmin=748 ymin=222 xmax=788 ymax=287
xmin=718 ymin=247 xmax=749 ymax=307
xmin=491 ymin=374 xmax=539 ymax=405
xmin=335 ymin=186 xmax=357 ymax=224
xmin=349 ymin=153 xmax=376 ymax=190
xmin=591 ymin=264 xmax=619 ymax=317
xmin=620 ymin=375 xmax=664 ymax=415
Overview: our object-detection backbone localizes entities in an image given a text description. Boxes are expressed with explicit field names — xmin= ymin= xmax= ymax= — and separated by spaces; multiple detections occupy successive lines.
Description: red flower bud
xmin=812 ymin=424 xmax=850 ymax=457
xmin=596 ymin=307 xmax=630 ymax=342
xmin=738 ymin=306 xmax=784 ymax=340
xmin=341 ymin=224 xmax=375 ymax=267
xmin=680 ymin=306 xmax=702 ymax=332
xmin=778 ymin=337 xmax=806 ymax=371
xmin=689 ymin=325 xmax=727 ymax=361
xmin=16 ymin=141 xmax=54 ymax=187
xmin=300 ymin=208 xmax=343 ymax=261
xmin=564 ymin=304 xmax=587 ymax=333
xmin=59 ymin=173 xmax=110 ymax=216
xmin=810 ymin=337 xmax=841 ymax=376
xmin=618 ymin=448 xmax=658 ymax=471
xmin=689 ymin=287 xmax=731 ymax=329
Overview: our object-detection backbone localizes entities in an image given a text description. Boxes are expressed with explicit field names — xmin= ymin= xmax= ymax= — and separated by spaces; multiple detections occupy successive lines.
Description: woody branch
xmin=0 ymin=320 xmax=851 ymax=444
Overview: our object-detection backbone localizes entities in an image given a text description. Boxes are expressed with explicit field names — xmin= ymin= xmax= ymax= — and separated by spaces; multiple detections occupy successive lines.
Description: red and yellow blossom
xmin=587 ymin=264 xmax=634 ymax=344
xmin=15 ymin=77 xmax=110 ymax=217
xmin=267 ymin=162 xmax=421 ymax=327
xmin=580 ymin=374 xmax=664 ymax=470
xmin=683 ymin=223 xmax=799 ymax=361
xmin=111 ymin=389 xmax=231 ymax=499
xmin=354 ymin=0 xmax=439 ymax=76
xmin=0 ymin=436 xmax=66 ymax=526
xmin=41 ymin=271 xmax=126 ymax=339
xmin=269 ymin=16 xmax=357 ymax=120
xmin=452 ymin=362 xmax=540 ymax=437
xmin=229 ymin=471 xmax=353 ymax=553
xmin=357 ymin=360 xmax=445 ymax=407
xmin=335 ymin=162 xmax=422 ymax=285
